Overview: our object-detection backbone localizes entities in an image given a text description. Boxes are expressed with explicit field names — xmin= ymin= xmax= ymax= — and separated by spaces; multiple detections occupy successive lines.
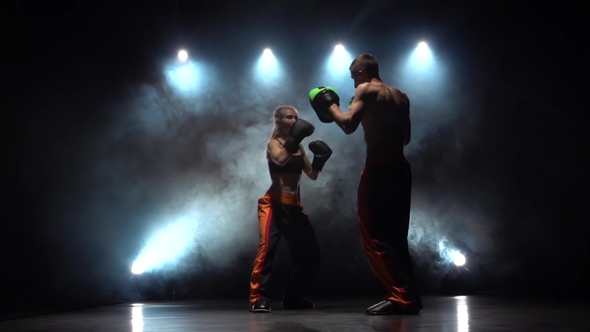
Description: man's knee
xmin=304 ymin=240 xmax=321 ymax=263
xmin=310 ymin=247 xmax=321 ymax=270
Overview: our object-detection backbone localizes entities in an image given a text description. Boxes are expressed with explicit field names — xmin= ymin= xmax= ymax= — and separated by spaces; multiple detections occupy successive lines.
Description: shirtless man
xmin=309 ymin=53 xmax=423 ymax=315
xmin=249 ymin=105 xmax=333 ymax=313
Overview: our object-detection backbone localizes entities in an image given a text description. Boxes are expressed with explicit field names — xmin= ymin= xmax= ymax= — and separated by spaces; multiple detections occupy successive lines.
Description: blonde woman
xmin=249 ymin=105 xmax=333 ymax=313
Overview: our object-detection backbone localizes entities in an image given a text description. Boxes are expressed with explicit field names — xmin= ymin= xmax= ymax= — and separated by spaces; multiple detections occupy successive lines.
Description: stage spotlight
xmin=417 ymin=42 xmax=428 ymax=53
xmin=131 ymin=217 xmax=199 ymax=275
xmin=131 ymin=259 xmax=147 ymax=275
xmin=409 ymin=40 xmax=433 ymax=69
xmin=327 ymin=43 xmax=352 ymax=77
xmin=450 ymin=251 xmax=466 ymax=267
xmin=438 ymin=240 xmax=467 ymax=267
xmin=256 ymin=47 xmax=281 ymax=81
xmin=178 ymin=49 xmax=188 ymax=62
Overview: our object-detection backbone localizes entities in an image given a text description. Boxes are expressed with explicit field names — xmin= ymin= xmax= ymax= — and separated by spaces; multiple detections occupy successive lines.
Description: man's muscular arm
xmin=404 ymin=121 xmax=411 ymax=146
xmin=402 ymin=92 xmax=411 ymax=146
xmin=327 ymin=83 xmax=368 ymax=135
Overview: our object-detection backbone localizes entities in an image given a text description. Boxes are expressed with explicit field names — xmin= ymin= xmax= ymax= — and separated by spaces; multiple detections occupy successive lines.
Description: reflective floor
xmin=1 ymin=296 xmax=589 ymax=331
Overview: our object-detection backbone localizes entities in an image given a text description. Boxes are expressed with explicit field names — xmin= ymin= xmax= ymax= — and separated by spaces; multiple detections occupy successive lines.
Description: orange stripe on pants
xmin=358 ymin=156 xmax=421 ymax=308
xmin=249 ymin=192 xmax=302 ymax=304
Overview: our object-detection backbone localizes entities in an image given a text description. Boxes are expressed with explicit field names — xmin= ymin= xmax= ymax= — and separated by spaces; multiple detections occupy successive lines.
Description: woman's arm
xmin=267 ymin=139 xmax=293 ymax=166
xmin=301 ymin=144 xmax=319 ymax=180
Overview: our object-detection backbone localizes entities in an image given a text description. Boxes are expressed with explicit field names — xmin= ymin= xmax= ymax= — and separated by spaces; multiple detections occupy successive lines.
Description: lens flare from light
xmin=165 ymin=61 xmax=201 ymax=92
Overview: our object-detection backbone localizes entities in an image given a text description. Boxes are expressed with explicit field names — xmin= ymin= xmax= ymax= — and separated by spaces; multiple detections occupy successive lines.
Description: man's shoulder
xmin=356 ymin=82 xmax=371 ymax=91
xmin=384 ymin=85 xmax=409 ymax=103
xmin=363 ymin=81 xmax=401 ymax=93
xmin=384 ymin=84 xmax=402 ymax=94
xmin=356 ymin=82 xmax=385 ymax=97
xmin=398 ymin=89 xmax=409 ymax=102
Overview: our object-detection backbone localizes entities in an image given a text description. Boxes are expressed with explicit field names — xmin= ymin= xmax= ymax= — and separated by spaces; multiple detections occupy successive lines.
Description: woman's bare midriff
xmin=268 ymin=173 xmax=301 ymax=198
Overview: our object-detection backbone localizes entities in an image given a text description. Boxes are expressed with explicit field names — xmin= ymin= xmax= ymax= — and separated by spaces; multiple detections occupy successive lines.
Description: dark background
xmin=2 ymin=0 xmax=588 ymax=314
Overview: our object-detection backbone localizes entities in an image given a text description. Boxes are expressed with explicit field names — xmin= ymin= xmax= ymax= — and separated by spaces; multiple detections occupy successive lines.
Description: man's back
xmin=360 ymin=82 xmax=410 ymax=158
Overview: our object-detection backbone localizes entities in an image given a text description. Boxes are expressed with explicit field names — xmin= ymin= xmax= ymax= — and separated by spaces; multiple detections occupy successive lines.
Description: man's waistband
xmin=365 ymin=155 xmax=408 ymax=165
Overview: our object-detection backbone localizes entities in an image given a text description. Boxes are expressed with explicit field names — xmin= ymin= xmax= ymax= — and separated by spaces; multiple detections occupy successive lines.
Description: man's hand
xmin=309 ymin=86 xmax=340 ymax=123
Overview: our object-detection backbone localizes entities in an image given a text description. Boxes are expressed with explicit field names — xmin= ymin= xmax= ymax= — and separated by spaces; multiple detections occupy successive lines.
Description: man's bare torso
xmin=360 ymin=82 xmax=410 ymax=159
